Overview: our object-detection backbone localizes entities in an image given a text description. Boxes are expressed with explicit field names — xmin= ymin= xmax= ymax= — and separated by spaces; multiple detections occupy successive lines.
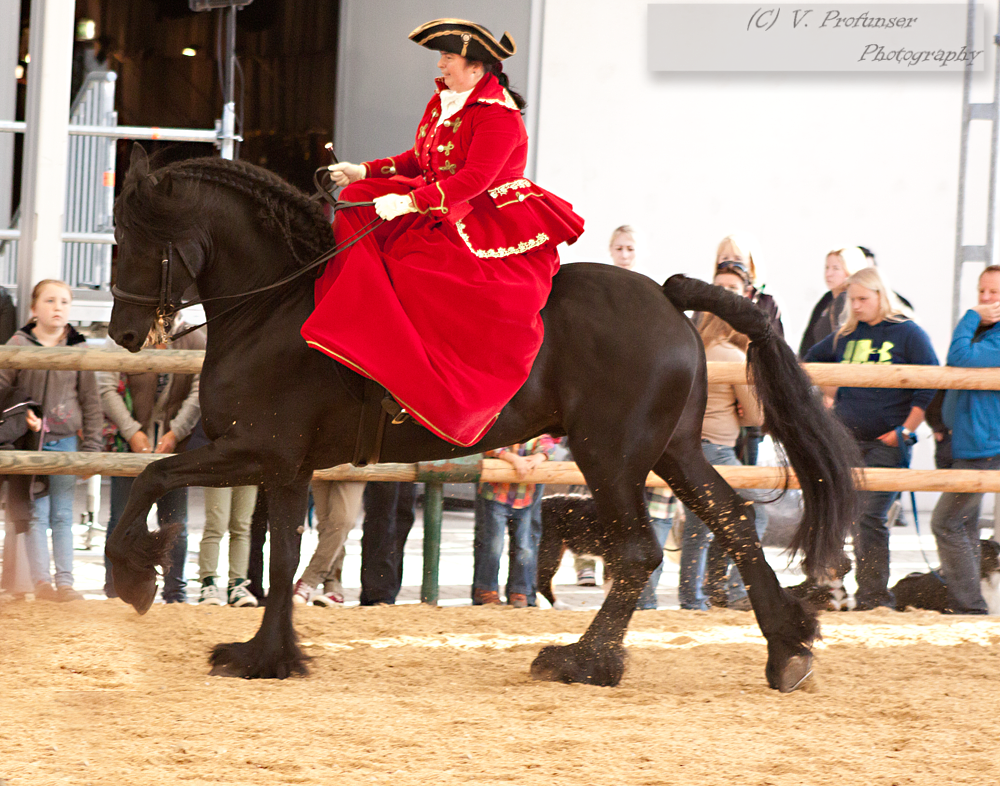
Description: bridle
xmin=111 ymin=165 xmax=379 ymax=342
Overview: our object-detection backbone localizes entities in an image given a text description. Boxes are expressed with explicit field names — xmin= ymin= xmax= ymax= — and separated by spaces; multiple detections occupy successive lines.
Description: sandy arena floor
xmin=2 ymin=600 xmax=999 ymax=786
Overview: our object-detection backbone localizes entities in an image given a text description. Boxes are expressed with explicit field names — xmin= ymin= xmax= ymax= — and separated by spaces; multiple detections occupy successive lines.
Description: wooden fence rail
xmin=3 ymin=454 xmax=1000 ymax=494
xmin=4 ymin=347 xmax=1000 ymax=390
xmin=6 ymin=345 xmax=1000 ymax=603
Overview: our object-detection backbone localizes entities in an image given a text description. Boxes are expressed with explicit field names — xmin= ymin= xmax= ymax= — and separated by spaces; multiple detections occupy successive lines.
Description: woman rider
xmin=302 ymin=19 xmax=585 ymax=447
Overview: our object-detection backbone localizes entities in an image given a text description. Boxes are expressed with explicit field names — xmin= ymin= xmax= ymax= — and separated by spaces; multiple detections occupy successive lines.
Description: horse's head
xmin=110 ymin=145 xmax=206 ymax=352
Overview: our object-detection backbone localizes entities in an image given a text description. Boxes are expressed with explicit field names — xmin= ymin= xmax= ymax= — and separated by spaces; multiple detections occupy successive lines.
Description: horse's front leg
xmin=531 ymin=479 xmax=659 ymax=686
xmin=210 ymin=478 xmax=310 ymax=679
xmin=106 ymin=444 xmax=263 ymax=614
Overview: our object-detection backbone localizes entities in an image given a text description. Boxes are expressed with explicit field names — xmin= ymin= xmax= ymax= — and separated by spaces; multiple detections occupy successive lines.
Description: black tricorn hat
xmin=409 ymin=18 xmax=516 ymax=64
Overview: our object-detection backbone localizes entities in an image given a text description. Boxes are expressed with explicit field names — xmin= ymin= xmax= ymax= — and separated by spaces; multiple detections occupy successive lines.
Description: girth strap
xmin=352 ymin=378 xmax=410 ymax=466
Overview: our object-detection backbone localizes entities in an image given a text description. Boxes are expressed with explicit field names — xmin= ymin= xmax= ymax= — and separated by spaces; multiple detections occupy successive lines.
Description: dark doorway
xmin=82 ymin=0 xmax=339 ymax=192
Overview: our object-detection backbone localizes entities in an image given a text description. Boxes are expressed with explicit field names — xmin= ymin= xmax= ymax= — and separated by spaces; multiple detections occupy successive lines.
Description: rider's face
xmin=437 ymin=52 xmax=483 ymax=92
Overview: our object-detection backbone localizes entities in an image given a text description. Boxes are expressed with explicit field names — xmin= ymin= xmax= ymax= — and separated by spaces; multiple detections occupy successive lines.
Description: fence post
xmin=415 ymin=455 xmax=483 ymax=604
xmin=421 ymin=482 xmax=443 ymax=605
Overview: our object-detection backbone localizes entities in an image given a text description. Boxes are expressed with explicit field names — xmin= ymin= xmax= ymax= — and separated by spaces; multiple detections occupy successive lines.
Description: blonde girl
xmin=0 ymin=280 xmax=103 ymax=601
xmin=804 ymin=265 xmax=938 ymax=610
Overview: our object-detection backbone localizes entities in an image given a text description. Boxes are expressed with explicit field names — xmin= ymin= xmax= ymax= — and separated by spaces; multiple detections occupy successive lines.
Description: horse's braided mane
xmin=166 ymin=156 xmax=334 ymax=269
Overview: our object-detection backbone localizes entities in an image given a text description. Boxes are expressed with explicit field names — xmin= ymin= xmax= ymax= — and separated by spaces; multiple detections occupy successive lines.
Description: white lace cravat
xmin=438 ymin=88 xmax=473 ymax=126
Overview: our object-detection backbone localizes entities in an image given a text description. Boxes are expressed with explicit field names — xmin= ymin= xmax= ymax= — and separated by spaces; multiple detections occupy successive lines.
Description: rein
xmin=112 ymin=170 xmax=378 ymax=342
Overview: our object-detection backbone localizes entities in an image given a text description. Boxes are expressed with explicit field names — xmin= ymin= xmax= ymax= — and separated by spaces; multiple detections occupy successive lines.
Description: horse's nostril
xmin=120 ymin=331 xmax=136 ymax=347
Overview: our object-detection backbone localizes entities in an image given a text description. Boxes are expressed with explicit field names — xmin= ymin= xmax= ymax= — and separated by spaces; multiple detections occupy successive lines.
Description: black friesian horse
xmin=108 ymin=149 xmax=858 ymax=692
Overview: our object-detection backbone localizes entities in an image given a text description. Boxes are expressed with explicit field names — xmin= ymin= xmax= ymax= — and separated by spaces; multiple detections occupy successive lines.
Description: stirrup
xmin=352 ymin=380 xmax=408 ymax=466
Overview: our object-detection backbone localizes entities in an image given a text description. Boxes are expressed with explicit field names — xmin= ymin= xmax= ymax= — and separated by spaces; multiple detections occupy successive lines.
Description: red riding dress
xmin=301 ymin=73 xmax=584 ymax=446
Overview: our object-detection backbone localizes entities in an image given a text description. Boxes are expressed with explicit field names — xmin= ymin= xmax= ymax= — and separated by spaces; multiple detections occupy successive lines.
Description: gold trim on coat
xmin=454 ymin=221 xmax=549 ymax=259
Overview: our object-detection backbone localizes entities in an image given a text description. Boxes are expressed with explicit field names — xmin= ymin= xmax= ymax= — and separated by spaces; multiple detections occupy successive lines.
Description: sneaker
xmin=56 ymin=585 xmax=84 ymax=602
xmin=312 ymin=590 xmax=344 ymax=607
xmin=292 ymin=579 xmax=316 ymax=606
xmin=508 ymin=593 xmax=529 ymax=608
xmin=576 ymin=568 xmax=597 ymax=587
xmin=228 ymin=580 xmax=258 ymax=608
xmin=887 ymin=499 xmax=904 ymax=527
xmin=472 ymin=588 xmax=501 ymax=605
xmin=198 ymin=582 xmax=226 ymax=607
xmin=34 ymin=582 xmax=59 ymax=602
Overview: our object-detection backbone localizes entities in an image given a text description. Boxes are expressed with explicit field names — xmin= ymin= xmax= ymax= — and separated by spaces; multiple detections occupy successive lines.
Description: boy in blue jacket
xmin=929 ymin=265 xmax=1000 ymax=614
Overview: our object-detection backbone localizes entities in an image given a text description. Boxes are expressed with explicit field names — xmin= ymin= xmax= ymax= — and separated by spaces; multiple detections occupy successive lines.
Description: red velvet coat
xmin=364 ymin=75 xmax=583 ymax=259
xmin=301 ymin=74 xmax=584 ymax=446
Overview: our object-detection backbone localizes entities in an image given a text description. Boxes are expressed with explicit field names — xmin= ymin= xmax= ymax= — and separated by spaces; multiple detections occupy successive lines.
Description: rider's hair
xmin=482 ymin=62 xmax=526 ymax=112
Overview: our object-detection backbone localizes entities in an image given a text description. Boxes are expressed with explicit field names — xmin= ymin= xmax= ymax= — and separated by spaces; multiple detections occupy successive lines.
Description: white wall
xmin=534 ymin=0 xmax=999 ymax=500
xmin=336 ymin=0 xmax=534 ymax=169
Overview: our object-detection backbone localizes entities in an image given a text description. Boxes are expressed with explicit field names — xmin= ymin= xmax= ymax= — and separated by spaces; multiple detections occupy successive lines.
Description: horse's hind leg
xmin=535 ymin=505 xmax=566 ymax=608
xmin=210 ymin=478 xmax=311 ymax=679
xmin=656 ymin=442 xmax=817 ymax=692
xmin=531 ymin=472 xmax=661 ymax=686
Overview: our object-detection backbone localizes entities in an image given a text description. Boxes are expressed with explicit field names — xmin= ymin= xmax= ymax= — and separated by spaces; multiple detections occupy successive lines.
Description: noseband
xmin=111 ymin=241 xmax=190 ymax=314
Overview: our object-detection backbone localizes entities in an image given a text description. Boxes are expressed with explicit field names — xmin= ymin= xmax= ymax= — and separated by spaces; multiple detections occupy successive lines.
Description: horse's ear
xmin=128 ymin=144 xmax=149 ymax=179
xmin=175 ymin=239 xmax=205 ymax=280
xmin=155 ymin=171 xmax=175 ymax=196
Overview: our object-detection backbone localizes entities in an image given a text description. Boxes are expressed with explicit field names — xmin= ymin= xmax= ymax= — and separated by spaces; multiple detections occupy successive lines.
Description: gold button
xmin=437 ymin=145 xmax=445 ymax=152
xmin=443 ymin=120 xmax=451 ymax=127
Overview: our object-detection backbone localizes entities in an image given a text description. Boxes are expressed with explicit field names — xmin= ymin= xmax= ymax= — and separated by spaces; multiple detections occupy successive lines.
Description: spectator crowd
xmin=1 ymin=227 xmax=999 ymax=617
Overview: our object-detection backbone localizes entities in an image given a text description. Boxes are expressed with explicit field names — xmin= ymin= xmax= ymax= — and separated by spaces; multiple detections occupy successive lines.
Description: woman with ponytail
xmin=303 ymin=19 xmax=584 ymax=447
xmin=677 ymin=308 xmax=768 ymax=611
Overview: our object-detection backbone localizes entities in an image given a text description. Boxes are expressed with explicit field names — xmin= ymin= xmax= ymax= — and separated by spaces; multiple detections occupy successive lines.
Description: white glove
xmin=328 ymin=162 xmax=366 ymax=187
xmin=373 ymin=194 xmax=417 ymax=221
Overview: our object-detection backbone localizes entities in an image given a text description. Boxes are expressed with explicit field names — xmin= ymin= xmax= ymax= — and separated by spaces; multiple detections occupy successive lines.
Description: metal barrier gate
xmin=0 ymin=76 xmax=223 ymax=314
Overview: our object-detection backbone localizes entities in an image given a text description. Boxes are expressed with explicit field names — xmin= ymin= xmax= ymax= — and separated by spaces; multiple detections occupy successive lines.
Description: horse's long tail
xmin=662 ymin=274 xmax=859 ymax=575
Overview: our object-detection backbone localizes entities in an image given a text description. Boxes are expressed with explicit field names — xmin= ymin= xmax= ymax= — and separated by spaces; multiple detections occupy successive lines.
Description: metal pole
xmin=954 ymin=0 xmax=978 ymax=328
xmin=989 ymin=8 xmax=1000 ymax=271
xmin=420 ymin=482 xmax=443 ymax=605
xmin=524 ymin=0 xmax=546 ymax=182
xmin=17 ymin=0 xmax=76 ymax=323
xmin=220 ymin=5 xmax=237 ymax=160
xmin=0 ymin=0 xmax=19 ymax=227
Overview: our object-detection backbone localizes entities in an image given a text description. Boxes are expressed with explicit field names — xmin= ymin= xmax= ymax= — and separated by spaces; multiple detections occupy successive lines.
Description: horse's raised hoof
xmin=210 ymin=640 xmax=310 ymax=680
xmin=111 ymin=567 xmax=158 ymax=615
xmin=530 ymin=641 xmax=626 ymax=686
xmin=766 ymin=649 xmax=814 ymax=693
xmin=775 ymin=653 xmax=813 ymax=693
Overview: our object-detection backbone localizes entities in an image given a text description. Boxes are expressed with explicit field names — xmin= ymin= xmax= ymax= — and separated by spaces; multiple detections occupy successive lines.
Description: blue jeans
xmin=854 ymin=440 xmax=908 ymax=609
xmin=104 ymin=474 xmax=189 ymax=602
xmin=529 ymin=486 xmax=544 ymax=605
xmin=636 ymin=516 xmax=673 ymax=610
xmin=473 ymin=496 xmax=537 ymax=601
xmin=930 ymin=454 xmax=1000 ymax=613
xmin=678 ymin=441 xmax=769 ymax=610
xmin=27 ymin=436 xmax=78 ymax=588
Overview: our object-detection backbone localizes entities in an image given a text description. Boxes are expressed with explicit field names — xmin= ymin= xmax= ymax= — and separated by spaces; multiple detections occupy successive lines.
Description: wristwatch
xmin=901 ymin=427 xmax=916 ymax=442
